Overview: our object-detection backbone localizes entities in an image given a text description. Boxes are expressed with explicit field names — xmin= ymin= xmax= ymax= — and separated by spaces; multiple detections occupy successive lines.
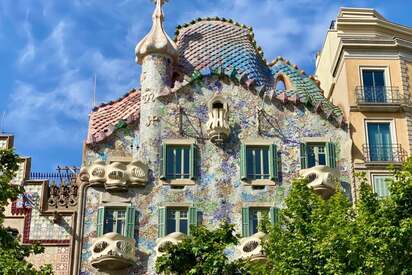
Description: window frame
xmin=245 ymin=146 xmax=271 ymax=180
xmin=166 ymin=145 xmax=191 ymax=179
xmin=359 ymin=66 xmax=391 ymax=89
xmin=307 ymin=143 xmax=327 ymax=167
xmin=160 ymin=139 xmax=197 ymax=186
xmin=166 ymin=207 xmax=189 ymax=235
xmin=158 ymin=206 xmax=198 ymax=238
xmin=241 ymin=205 xmax=279 ymax=237
xmin=104 ymin=208 xmax=127 ymax=235
xmin=96 ymin=206 xmax=136 ymax=238
xmin=300 ymin=138 xmax=337 ymax=169
xmin=364 ymin=119 xmax=397 ymax=148
xmin=371 ymin=174 xmax=392 ymax=198
xmin=241 ymin=140 xmax=278 ymax=186
xmin=249 ymin=207 xmax=270 ymax=235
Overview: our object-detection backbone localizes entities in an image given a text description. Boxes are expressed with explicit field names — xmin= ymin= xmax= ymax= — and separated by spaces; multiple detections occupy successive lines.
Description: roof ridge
xmin=174 ymin=17 xmax=267 ymax=63
xmin=91 ymin=88 xmax=139 ymax=112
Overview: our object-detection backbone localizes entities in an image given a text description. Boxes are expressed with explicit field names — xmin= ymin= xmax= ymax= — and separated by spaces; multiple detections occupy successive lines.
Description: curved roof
xmin=175 ymin=18 xmax=273 ymax=88
xmin=86 ymin=89 xmax=140 ymax=144
xmin=85 ymin=18 xmax=345 ymax=145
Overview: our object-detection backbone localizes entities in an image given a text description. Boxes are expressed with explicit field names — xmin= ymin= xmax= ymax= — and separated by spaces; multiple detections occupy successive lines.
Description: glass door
xmin=367 ymin=123 xmax=392 ymax=161
xmin=362 ymin=70 xmax=386 ymax=102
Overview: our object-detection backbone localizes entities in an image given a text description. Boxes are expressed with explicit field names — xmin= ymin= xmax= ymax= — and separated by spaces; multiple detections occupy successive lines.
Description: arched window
xmin=274 ymin=73 xmax=293 ymax=91
xmin=275 ymin=79 xmax=286 ymax=91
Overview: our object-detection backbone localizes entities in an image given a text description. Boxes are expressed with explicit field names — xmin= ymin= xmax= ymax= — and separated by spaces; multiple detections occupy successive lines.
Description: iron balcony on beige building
xmin=315 ymin=7 xmax=412 ymax=200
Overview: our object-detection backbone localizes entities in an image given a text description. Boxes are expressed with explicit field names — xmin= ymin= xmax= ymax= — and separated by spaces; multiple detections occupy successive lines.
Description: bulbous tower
xmin=135 ymin=0 xmax=178 ymax=174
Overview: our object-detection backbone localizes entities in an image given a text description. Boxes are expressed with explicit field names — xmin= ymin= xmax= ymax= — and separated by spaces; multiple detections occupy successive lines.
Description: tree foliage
xmin=0 ymin=149 xmax=53 ymax=274
xmin=155 ymin=222 xmax=246 ymax=275
xmin=264 ymin=159 xmax=412 ymax=274
xmin=155 ymin=158 xmax=412 ymax=275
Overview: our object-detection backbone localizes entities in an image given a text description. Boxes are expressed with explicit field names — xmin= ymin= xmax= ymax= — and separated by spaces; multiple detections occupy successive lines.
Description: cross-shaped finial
xmin=152 ymin=0 xmax=168 ymax=4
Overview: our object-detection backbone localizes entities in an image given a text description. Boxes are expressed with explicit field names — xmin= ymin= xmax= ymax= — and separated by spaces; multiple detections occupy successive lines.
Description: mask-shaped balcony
xmin=299 ymin=165 xmax=339 ymax=199
xmin=85 ymin=159 xmax=148 ymax=192
xmin=155 ymin=232 xmax=186 ymax=258
xmin=237 ymin=232 xmax=267 ymax=262
xmin=106 ymin=162 xmax=127 ymax=191
xmin=90 ymin=232 xmax=138 ymax=271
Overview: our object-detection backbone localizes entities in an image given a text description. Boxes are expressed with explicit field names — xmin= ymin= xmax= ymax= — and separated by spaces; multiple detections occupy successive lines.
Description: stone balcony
xmin=237 ymin=232 xmax=267 ymax=262
xmin=90 ymin=233 xmax=137 ymax=271
xmin=155 ymin=232 xmax=186 ymax=258
xmin=299 ymin=165 xmax=339 ymax=199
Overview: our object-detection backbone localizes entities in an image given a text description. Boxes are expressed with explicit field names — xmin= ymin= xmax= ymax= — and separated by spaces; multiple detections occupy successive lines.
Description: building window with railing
xmin=363 ymin=121 xmax=407 ymax=163
xmin=367 ymin=122 xmax=392 ymax=161
xmin=362 ymin=69 xmax=386 ymax=102
xmin=357 ymin=68 xmax=400 ymax=105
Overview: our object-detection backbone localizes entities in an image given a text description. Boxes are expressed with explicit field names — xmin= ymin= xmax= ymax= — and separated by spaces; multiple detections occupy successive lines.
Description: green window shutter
xmin=270 ymin=207 xmax=279 ymax=225
xmin=125 ymin=206 xmax=136 ymax=238
xmin=241 ymin=207 xmax=250 ymax=237
xmin=160 ymin=143 xmax=167 ymax=179
xmin=300 ymin=143 xmax=308 ymax=169
xmin=96 ymin=207 xmax=105 ymax=237
xmin=269 ymin=144 xmax=278 ymax=181
xmin=158 ymin=207 xmax=166 ymax=238
xmin=188 ymin=207 xmax=198 ymax=236
xmin=240 ymin=144 xmax=247 ymax=180
xmin=189 ymin=144 xmax=198 ymax=180
xmin=326 ymin=142 xmax=337 ymax=168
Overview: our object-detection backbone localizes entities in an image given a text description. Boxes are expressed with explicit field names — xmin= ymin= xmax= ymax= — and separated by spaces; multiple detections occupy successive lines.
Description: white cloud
xmin=6 ymin=74 xmax=91 ymax=146
xmin=7 ymin=12 xmax=138 ymax=151
xmin=2 ymin=0 xmax=391 ymax=170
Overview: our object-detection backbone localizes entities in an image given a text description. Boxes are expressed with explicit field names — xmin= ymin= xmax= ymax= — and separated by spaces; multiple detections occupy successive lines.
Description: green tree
xmin=155 ymin=159 xmax=412 ymax=275
xmin=155 ymin=222 xmax=246 ymax=275
xmin=263 ymin=159 xmax=412 ymax=274
xmin=0 ymin=148 xmax=53 ymax=274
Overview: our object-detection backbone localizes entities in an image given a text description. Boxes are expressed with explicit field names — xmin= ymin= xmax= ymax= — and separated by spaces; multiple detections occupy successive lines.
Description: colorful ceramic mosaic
xmin=22 ymin=184 xmax=72 ymax=244
xmin=28 ymin=246 xmax=71 ymax=275
xmin=175 ymin=18 xmax=273 ymax=88
xmin=34 ymin=2 xmax=353 ymax=274
xmin=80 ymin=76 xmax=352 ymax=274
xmin=9 ymin=159 xmax=29 ymax=185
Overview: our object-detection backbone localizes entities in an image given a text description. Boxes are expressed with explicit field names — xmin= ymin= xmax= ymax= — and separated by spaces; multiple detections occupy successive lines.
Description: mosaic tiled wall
xmin=20 ymin=184 xmax=72 ymax=244
xmin=81 ymin=77 xmax=352 ymax=274
xmin=9 ymin=158 xmax=29 ymax=185
xmin=28 ymin=246 xmax=71 ymax=275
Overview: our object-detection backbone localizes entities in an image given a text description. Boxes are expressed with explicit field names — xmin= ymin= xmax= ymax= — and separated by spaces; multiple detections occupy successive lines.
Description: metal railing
xmin=355 ymin=86 xmax=404 ymax=105
xmin=362 ymin=144 xmax=407 ymax=163
xmin=30 ymin=166 xmax=79 ymax=185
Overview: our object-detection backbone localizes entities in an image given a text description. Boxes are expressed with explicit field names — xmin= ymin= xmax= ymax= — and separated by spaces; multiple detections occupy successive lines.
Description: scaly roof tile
xmin=86 ymin=89 xmax=140 ymax=144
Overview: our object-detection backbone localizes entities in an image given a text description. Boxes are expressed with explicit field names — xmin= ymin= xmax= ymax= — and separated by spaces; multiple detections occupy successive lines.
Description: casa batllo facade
xmin=7 ymin=3 xmax=411 ymax=275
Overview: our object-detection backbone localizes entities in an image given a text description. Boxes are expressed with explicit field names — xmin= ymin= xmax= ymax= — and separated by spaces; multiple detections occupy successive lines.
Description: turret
xmin=135 ymin=0 xmax=178 ymax=65
xmin=135 ymin=0 xmax=177 ymax=174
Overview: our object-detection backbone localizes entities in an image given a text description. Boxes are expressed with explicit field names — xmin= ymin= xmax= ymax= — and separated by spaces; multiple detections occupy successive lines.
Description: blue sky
xmin=1 ymin=0 xmax=411 ymax=172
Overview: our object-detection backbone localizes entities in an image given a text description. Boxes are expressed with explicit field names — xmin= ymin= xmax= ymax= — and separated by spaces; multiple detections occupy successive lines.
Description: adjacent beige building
xmin=316 ymin=7 xmax=412 ymax=200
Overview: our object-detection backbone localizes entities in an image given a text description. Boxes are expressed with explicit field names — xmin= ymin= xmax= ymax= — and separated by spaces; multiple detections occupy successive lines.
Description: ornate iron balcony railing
xmin=355 ymin=86 xmax=405 ymax=105
xmin=362 ymin=144 xmax=407 ymax=163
